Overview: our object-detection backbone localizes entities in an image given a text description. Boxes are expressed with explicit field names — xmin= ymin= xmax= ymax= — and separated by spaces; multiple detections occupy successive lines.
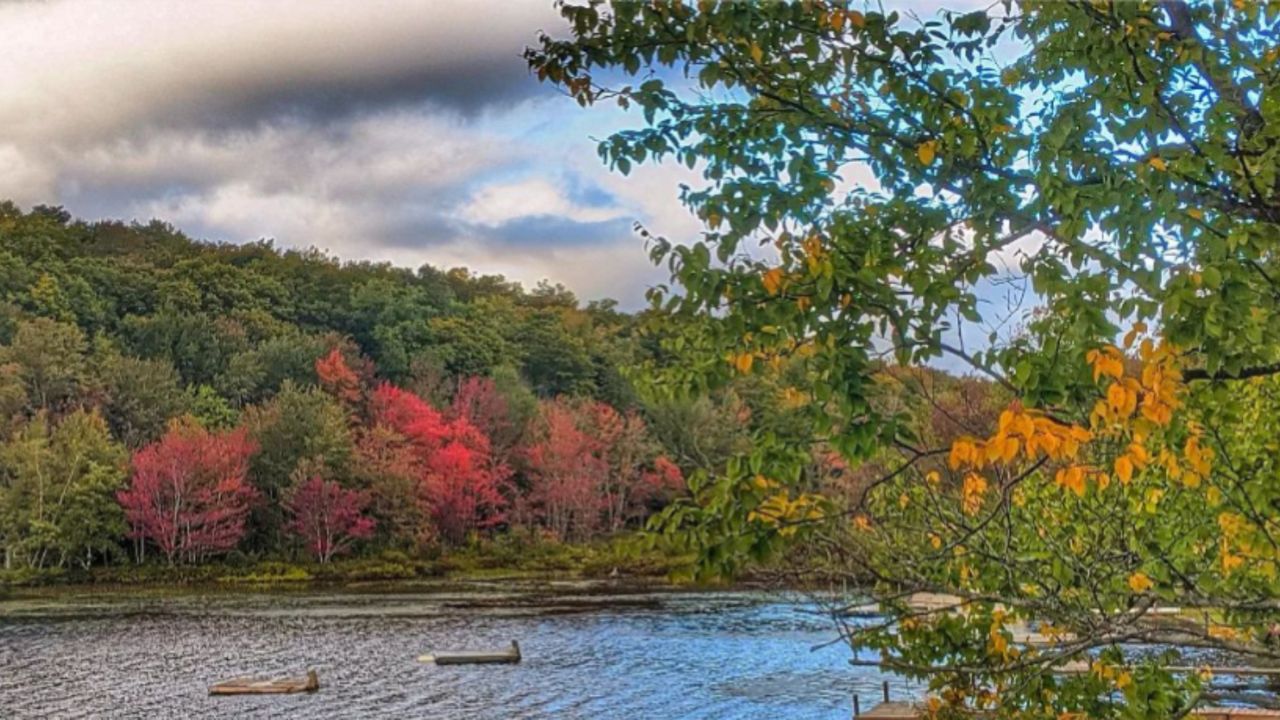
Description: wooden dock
xmin=857 ymin=702 xmax=1280 ymax=718
xmin=859 ymin=702 xmax=919 ymax=718
xmin=1053 ymin=661 xmax=1280 ymax=678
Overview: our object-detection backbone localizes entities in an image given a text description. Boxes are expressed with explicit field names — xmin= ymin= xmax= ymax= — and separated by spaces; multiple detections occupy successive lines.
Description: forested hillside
xmin=0 ymin=202 xmax=775 ymax=573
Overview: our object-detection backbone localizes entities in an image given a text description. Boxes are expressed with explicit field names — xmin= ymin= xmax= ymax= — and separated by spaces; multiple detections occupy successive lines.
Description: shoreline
xmin=0 ymin=537 xmax=718 ymax=597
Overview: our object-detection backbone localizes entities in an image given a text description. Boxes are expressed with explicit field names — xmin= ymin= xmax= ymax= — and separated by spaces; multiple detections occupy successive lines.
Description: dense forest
xmin=0 ymin=202 xmax=827 ymax=573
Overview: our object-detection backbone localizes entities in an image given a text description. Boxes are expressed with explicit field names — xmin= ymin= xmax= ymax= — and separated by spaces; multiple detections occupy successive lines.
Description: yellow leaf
xmin=949 ymin=438 xmax=975 ymax=470
xmin=1148 ymin=156 xmax=1167 ymax=171
xmin=1208 ymin=624 xmax=1239 ymax=641
xmin=1115 ymin=455 xmax=1134 ymax=484
xmin=733 ymin=352 xmax=754 ymax=374
xmin=1127 ymin=571 xmax=1153 ymax=593
xmin=1187 ymin=208 xmax=1204 ymax=220
xmin=1000 ymin=435 xmax=1019 ymax=463
xmin=749 ymin=42 xmax=763 ymax=64
xmin=762 ymin=267 xmax=785 ymax=295
xmin=1107 ymin=383 xmax=1129 ymax=414
xmin=917 ymin=140 xmax=937 ymax=166
xmin=1127 ymin=443 xmax=1150 ymax=467
xmin=1222 ymin=547 xmax=1245 ymax=573
xmin=1056 ymin=466 xmax=1087 ymax=497
xmin=1123 ymin=322 xmax=1146 ymax=349
xmin=962 ymin=472 xmax=988 ymax=515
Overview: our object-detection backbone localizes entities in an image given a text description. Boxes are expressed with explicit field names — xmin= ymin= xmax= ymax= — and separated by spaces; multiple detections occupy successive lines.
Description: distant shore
xmin=0 ymin=535 xmax=704 ymax=594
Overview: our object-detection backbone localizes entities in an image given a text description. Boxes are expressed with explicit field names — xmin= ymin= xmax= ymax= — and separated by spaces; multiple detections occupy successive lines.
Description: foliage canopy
xmin=530 ymin=0 xmax=1280 ymax=715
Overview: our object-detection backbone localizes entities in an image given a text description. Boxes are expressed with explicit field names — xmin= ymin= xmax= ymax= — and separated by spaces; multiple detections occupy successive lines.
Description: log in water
xmin=420 ymin=640 xmax=521 ymax=665
xmin=209 ymin=670 xmax=319 ymax=695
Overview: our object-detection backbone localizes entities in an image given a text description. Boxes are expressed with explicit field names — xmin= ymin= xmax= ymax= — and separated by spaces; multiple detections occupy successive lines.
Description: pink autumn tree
xmin=451 ymin=375 xmax=524 ymax=468
xmin=370 ymin=383 xmax=508 ymax=544
xmin=118 ymin=418 xmax=259 ymax=564
xmin=285 ymin=476 xmax=375 ymax=562
xmin=523 ymin=399 xmax=609 ymax=540
xmin=525 ymin=399 xmax=684 ymax=540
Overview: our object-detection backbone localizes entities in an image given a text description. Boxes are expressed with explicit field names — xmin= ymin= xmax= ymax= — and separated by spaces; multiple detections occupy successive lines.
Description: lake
xmin=0 ymin=581 xmax=915 ymax=719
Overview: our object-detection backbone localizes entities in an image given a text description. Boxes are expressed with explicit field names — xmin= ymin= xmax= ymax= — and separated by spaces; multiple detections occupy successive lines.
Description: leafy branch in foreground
xmin=531 ymin=0 xmax=1280 ymax=715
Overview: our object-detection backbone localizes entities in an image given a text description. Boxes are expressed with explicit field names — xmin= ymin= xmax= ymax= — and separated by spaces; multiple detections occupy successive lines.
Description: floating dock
xmin=419 ymin=640 xmax=521 ymax=665
xmin=857 ymin=702 xmax=1280 ymax=718
xmin=209 ymin=669 xmax=319 ymax=695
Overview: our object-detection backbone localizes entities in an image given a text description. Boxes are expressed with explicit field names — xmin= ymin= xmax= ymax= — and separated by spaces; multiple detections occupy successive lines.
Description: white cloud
xmin=458 ymin=176 xmax=624 ymax=227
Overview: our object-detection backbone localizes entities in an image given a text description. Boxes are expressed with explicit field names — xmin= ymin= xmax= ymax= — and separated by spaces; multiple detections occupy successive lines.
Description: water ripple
xmin=0 ymin=586 xmax=919 ymax=719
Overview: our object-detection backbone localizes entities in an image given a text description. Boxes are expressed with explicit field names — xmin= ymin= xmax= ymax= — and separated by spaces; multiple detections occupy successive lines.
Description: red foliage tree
xmin=639 ymin=455 xmax=685 ymax=510
xmin=451 ymin=376 xmax=520 ymax=465
xmin=117 ymin=419 xmax=259 ymax=564
xmin=524 ymin=399 xmax=609 ymax=540
xmin=524 ymin=399 xmax=684 ymax=540
xmin=315 ymin=347 xmax=363 ymax=407
xmin=369 ymin=383 xmax=507 ymax=544
xmin=285 ymin=476 xmax=375 ymax=562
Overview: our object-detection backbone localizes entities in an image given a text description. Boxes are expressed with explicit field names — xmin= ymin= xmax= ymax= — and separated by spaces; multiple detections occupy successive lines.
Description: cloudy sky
xmin=0 ymin=0 xmax=982 ymax=309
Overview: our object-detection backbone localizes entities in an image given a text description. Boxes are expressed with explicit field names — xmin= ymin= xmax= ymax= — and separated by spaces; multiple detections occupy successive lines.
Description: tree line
xmin=0 ymin=202 xmax=827 ymax=570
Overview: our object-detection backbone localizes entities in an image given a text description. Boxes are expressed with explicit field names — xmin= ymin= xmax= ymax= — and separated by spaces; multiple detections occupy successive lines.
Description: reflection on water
xmin=0 ymin=583 xmax=915 ymax=719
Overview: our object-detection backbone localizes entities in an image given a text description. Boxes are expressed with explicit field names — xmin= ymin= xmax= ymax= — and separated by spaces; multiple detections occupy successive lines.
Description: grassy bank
xmin=0 ymin=534 xmax=696 ymax=591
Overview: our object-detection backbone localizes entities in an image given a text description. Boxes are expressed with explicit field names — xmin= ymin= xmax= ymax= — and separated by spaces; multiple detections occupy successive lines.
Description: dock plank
xmin=858 ymin=703 xmax=1280 ymax=719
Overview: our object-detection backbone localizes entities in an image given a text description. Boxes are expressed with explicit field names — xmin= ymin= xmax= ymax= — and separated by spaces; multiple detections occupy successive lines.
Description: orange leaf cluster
xmin=1088 ymin=335 xmax=1193 ymax=490
xmin=962 ymin=473 xmax=988 ymax=515
xmin=1090 ymin=339 xmax=1182 ymax=429
xmin=949 ymin=408 xmax=1092 ymax=472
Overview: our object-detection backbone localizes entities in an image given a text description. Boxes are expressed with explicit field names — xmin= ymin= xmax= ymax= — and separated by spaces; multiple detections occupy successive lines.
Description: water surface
xmin=0 ymin=582 xmax=913 ymax=719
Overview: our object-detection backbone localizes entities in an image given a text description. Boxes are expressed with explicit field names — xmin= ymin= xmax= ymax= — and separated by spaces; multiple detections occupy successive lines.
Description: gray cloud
xmin=0 ymin=0 xmax=556 ymax=147
xmin=0 ymin=0 xmax=707 ymax=309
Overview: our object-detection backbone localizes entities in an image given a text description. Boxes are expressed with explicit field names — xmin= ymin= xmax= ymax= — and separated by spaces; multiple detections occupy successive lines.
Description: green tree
xmin=3 ymin=318 xmax=87 ymax=409
xmin=425 ymin=305 xmax=513 ymax=378
xmin=516 ymin=311 xmax=596 ymax=397
xmin=0 ymin=409 xmax=127 ymax=569
xmin=120 ymin=309 xmax=242 ymax=387
xmin=216 ymin=331 xmax=333 ymax=406
xmin=640 ymin=389 xmax=750 ymax=473
xmin=27 ymin=273 xmax=74 ymax=322
xmin=531 ymin=1 xmax=1280 ymax=715
xmin=188 ymin=384 xmax=238 ymax=429
xmin=242 ymin=381 xmax=354 ymax=550
xmin=97 ymin=352 xmax=189 ymax=447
